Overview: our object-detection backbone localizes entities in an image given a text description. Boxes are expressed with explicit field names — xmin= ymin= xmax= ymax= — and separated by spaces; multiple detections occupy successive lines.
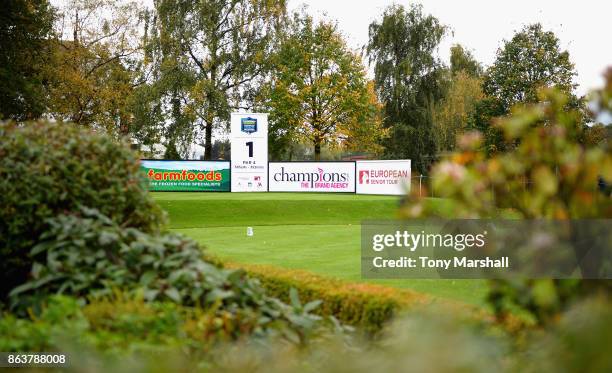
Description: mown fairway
xmin=153 ymin=192 xmax=488 ymax=306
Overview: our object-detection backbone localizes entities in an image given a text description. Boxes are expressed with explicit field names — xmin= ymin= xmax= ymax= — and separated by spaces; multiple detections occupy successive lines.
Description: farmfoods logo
xmin=273 ymin=167 xmax=349 ymax=188
xmin=147 ymin=169 xmax=222 ymax=182
xmin=359 ymin=169 xmax=409 ymax=185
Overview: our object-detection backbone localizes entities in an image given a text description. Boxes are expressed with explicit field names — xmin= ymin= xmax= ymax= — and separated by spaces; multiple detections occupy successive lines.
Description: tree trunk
xmin=314 ymin=141 xmax=321 ymax=161
xmin=204 ymin=120 xmax=213 ymax=160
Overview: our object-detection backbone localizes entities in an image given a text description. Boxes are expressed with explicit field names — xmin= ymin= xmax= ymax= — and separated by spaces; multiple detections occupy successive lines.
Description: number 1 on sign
xmin=246 ymin=141 xmax=253 ymax=157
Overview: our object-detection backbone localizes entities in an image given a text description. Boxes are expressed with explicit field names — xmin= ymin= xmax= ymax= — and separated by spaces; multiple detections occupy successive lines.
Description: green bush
xmin=9 ymin=209 xmax=325 ymax=343
xmin=0 ymin=296 xmax=89 ymax=352
xmin=0 ymin=294 xmax=246 ymax=353
xmin=0 ymin=121 xmax=166 ymax=298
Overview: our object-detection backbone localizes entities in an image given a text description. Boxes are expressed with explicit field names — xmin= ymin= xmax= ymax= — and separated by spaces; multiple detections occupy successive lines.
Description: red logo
xmin=359 ymin=170 xmax=369 ymax=184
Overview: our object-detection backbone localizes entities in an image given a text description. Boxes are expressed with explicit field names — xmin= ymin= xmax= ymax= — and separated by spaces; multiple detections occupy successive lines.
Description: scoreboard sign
xmin=230 ymin=113 xmax=268 ymax=192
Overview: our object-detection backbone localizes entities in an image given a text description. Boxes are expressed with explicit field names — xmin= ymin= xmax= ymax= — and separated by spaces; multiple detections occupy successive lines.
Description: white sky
xmin=296 ymin=0 xmax=611 ymax=96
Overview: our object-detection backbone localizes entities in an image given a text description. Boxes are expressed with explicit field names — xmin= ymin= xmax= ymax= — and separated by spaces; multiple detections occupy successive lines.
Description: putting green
xmin=153 ymin=192 xmax=488 ymax=306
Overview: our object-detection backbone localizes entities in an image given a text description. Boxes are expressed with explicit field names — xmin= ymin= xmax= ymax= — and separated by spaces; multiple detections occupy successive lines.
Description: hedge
xmin=219 ymin=257 xmax=530 ymax=334
xmin=222 ymin=262 xmax=497 ymax=334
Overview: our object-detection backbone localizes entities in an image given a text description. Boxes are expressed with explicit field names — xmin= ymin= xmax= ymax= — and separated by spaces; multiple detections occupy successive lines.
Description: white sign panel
xmin=269 ymin=162 xmax=356 ymax=193
xmin=230 ymin=113 xmax=268 ymax=192
xmin=356 ymin=160 xmax=411 ymax=195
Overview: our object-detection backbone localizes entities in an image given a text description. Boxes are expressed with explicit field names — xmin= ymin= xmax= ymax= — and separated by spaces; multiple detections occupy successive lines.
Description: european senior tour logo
xmin=241 ymin=117 xmax=258 ymax=134
xmin=359 ymin=168 xmax=409 ymax=185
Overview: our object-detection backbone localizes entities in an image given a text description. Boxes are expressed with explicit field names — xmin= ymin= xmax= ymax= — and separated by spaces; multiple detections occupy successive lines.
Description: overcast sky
xmin=296 ymin=0 xmax=611 ymax=96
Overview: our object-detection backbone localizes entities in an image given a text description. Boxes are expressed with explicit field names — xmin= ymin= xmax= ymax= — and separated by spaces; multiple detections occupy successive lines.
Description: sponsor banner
xmin=356 ymin=160 xmax=411 ymax=195
xmin=269 ymin=162 xmax=356 ymax=193
xmin=230 ymin=113 xmax=268 ymax=192
xmin=140 ymin=160 xmax=230 ymax=192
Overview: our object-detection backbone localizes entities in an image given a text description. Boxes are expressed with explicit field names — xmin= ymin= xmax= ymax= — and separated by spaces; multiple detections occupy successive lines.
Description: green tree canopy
xmin=484 ymin=23 xmax=577 ymax=111
xmin=470 ymin=24 xmax=581 ymax=154
xmin=367 ymin=4 xmax=447 ymax=174
xmin=261 ymin=14 xmax=385 ymax=160
xmin=0 ymin=0 xmax=55 ymax=120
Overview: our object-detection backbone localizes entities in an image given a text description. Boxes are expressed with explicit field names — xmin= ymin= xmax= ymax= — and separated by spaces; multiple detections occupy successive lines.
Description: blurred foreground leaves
xmin=402 ymin=70 xmax=612 ymax=325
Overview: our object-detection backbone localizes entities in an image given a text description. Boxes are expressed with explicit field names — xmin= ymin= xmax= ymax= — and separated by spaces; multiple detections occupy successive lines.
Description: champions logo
xmin=147 ymin=169 xmax=222 ymax=182
xmin=273 ymin=167 xmax=349 ymax=188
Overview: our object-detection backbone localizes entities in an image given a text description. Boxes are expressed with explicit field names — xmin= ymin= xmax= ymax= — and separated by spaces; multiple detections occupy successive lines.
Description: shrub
xmin=8 ymin=208 xmax=324 ymax=343
xmin=0 ymin=121 xmax=166 ymax=299
xmin=0 ymin=294 xmax=240 ymax=353
xmin=0 ymin=296 xmax=84 ymax=352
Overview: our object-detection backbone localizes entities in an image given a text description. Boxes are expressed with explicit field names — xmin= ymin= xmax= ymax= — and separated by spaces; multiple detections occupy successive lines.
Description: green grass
xmin=153 ymin=192 xmax=488 ymax=306
xmin=153 ymin=192 xmax=403 ymax=228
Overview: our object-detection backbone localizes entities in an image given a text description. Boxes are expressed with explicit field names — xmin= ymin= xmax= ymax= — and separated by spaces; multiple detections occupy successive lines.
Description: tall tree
xmin=141 ymin=3 xmax=196 ymax=158
xmin=473 ymin=23 xmax=580 ymax=154
xmin=367 ymin=4 xmax=447 ymax=174
xmin=261 ymin=14 xmax=385 ymax=160
xmin=149 ymin=0 xmax=286 ymax=159
xmin=47 ymin=0 xmax=143 ymax=134
xmin=484 ymin=23 xmax=577 ymax=110
xmin=0 ymin=0 xmax=55 ymax=120
xmin=433 ymin=44 xmax=484 ymax=153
